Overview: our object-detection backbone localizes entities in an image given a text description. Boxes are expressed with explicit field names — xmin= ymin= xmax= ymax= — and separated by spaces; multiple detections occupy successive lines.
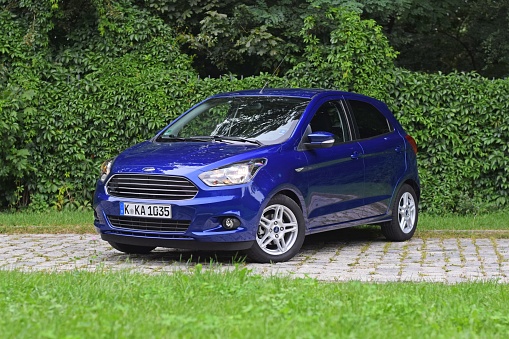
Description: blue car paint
xmin=93 ymin=89 xmax=419 ymax=251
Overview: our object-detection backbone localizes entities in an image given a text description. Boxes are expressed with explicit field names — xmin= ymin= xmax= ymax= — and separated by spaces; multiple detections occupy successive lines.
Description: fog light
xmin=222 ymin=217 xmax=240 ymax=230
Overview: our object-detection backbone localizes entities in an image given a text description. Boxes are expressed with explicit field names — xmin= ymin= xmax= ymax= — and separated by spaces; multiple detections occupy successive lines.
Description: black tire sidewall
xmin=382 ymin=184 xmax=418 ymax=241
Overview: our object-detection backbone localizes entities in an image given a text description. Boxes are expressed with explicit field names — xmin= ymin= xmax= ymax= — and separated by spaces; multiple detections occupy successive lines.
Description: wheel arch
xmin=386 ymin=177 xmax=420 ymax=216
xmin=262 ymin=185 xmax=308 ymax=229
xmin=403 ymin=178 xmax=420 ymax=203
xmin=276 ymin=189 xmax=303 ymax=212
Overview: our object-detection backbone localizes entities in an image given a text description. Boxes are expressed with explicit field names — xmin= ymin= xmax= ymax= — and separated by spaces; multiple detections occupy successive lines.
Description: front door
xmin=296 ymin=101 xmax=366 ymax=230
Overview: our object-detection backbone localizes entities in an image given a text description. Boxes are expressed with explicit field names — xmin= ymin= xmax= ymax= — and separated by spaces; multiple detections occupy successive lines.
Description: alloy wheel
xmin=398 ymin=192 xmax=416 ymax=234
xmin=256 ymin=204 xmax=299 ymax=256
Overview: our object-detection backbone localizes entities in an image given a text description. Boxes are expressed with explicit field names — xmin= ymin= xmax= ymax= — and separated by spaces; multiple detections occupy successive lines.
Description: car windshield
xmin=158 ymin=96 xmax=310 ymax=145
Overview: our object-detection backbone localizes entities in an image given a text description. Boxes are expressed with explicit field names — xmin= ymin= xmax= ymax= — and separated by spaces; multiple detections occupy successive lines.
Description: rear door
xmin=345 ymin=98 xmax=407 ymax=217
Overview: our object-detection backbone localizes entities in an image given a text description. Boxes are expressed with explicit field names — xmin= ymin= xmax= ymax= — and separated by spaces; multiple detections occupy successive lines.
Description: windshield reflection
xmin=161 ymin=97 xmax=310 ymax=145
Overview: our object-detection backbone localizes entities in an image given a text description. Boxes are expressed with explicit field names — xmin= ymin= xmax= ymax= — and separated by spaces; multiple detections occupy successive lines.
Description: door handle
xmin=395 ymin=146 xmax=403 ymax=153
xmin=351 ymin=151 xmax=360 ymax=160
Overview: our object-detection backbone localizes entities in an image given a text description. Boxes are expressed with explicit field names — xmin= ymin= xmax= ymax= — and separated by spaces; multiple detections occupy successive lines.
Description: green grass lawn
xmin=1 ymin=268 xmax=508 ymax=338
xmin=0 ymin=209 xmax=94 ymax=233
xmin=420 ymin=208 xmax=509 ymax=231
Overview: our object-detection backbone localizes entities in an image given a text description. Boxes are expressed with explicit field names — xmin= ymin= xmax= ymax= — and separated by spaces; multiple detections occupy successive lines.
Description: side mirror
xmin=304 ymin=132 xmax=335 ymax=149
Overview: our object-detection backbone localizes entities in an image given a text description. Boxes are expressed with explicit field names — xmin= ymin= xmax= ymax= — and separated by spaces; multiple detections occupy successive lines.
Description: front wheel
xmin=108 ymin=241 xmax=156 ymax=254
xmin=381 ymin=184 xmax=418 ymax=241
xmin=246 ymin=195 xmax=305 ymax=263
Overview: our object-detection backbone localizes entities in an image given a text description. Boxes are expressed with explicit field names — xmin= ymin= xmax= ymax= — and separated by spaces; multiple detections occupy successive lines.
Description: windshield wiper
xmin=157 ymin=135 xmax=212 ymax=142
xmin=212 ymin=135 xmax=263 ymax=146
xmin=157 ymin=134 xmax=262 ymax=146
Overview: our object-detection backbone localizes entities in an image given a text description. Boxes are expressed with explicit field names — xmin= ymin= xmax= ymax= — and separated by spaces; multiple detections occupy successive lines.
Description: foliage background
xmin=0 ymin=0 xmax=508 ymax=214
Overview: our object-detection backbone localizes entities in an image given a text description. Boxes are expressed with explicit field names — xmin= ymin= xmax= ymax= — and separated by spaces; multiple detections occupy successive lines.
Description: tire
xmin=381 ymin=184 xmax=418 ymax=241
xmin=108 ymin=241 xmax=156 ymax=254
xmin=246 ymin=194 xmax=305 ymax=263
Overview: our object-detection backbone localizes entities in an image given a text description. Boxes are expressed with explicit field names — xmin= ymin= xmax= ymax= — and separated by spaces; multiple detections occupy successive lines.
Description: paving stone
xmin=2 ymin=234 xmax=509 ymax=283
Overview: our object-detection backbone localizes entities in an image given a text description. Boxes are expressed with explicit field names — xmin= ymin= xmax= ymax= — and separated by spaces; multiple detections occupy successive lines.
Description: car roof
xmin=210 ymin=88 xmax=372 ymax=101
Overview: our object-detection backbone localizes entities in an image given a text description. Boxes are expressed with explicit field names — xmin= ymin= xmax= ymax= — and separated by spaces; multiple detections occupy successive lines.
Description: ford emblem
xmin=142 ymin=167 xmax=155 ymax=172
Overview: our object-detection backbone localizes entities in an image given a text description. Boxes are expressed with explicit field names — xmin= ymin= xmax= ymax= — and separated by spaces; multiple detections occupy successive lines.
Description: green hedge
xmin=3 ymin=64 xmax=508 ymax=214
xmin=0 ymin=38 xmax=291 ymax=210
xmin=386 ymin=70 xmax=509 ymax=214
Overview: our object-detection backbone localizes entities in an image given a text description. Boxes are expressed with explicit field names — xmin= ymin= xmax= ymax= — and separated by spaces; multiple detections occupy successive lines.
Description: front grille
xmin=107 ymin=215 xmax=190 ymax=233
xmin=106 ymin=174 xmax=198 ymax=200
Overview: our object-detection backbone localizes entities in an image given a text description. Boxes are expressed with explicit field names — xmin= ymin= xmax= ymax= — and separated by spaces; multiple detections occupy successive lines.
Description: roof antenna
xmin=260 ymin=54 xmax=287 ymax=94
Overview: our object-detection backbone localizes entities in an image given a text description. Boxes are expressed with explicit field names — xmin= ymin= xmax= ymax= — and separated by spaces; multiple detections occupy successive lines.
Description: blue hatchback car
xmin=93 ymin=89 xmax=420 ymax=262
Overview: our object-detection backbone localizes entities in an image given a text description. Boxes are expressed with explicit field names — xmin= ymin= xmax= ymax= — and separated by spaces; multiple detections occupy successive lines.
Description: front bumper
xmin=93 ymin=181 xmax=264 ymax=250
xmin=100 ymin=233 xmax=254 ymax=251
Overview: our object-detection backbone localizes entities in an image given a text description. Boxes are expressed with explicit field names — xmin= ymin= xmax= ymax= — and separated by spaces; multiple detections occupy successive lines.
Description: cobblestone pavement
xmin=2 ymin=232 xmax=509 ymax=283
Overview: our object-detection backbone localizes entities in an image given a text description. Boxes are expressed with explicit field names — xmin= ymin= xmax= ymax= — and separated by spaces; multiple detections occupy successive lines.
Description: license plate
xmin=120 ymin=202 xmax=172 ymax=219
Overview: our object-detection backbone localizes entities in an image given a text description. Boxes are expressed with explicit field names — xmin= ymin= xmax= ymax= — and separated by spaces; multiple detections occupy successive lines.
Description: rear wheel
xmin=246 ymin=195 xmax=305 ymax=263
xmin=108 ymin=241 xmax=156 ymax=254
xmin=381 ymin=184 xmax=418 ymax=241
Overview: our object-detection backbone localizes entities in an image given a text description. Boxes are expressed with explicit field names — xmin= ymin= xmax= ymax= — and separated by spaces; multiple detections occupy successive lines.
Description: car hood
xmin=111 ymin=141 xmax=263 ymax=175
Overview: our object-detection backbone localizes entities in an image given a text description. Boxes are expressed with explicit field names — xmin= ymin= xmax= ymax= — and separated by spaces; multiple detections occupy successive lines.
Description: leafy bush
xmin=1 ymin=35 xmax=288 ymax=210
xmin=386 ymin=70 xmax=509 ymax=214
xmin=287 ymin=8 xmax=397 ymax=100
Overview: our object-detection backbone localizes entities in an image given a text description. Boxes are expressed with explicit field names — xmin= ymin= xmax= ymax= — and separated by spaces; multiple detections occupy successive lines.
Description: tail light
xmin=405 ymin=135 xmax=418 ymax=154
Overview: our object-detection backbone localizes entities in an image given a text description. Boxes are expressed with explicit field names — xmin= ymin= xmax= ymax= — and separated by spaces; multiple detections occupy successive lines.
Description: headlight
xmin=199 ymin=159 xmax=267 ymax=186
xmin=100 ymin=158 xmax=114 ymax=182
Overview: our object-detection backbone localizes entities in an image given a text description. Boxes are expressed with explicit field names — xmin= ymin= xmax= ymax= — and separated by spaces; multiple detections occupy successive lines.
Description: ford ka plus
xmin=93 ymin=89 xmax=420 ymax=262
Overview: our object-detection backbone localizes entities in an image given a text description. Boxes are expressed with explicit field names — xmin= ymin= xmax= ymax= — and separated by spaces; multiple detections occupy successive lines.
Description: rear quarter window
xmin=348 ymin=100 xmax=392 ymax=139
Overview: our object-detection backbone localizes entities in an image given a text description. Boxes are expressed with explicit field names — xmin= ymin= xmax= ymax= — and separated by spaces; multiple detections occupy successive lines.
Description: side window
xmin=349 ymin=100 xmax=392 ymax=139
xmin=309 ymin=102 xmax=349 ymax=143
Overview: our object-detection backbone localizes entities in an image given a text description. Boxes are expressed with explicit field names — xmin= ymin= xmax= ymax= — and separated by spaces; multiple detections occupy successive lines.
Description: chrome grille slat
xmin=112 ymin=186 xmax=197 ymax=193
xmin=114 ymin=183 xmax=194 ymax=188
xmin=112 ymin=191 xmax=195 ymax=196
xmin=116 ymin=181 xmax=191 ymax=186
xmin=118 ymin=176 xmax=189 ymax=181
xmin=111 ymin=192 xmax=195 ymax=198
xmin=107 ymin=215 xmax=190 ymax=232
xmin=106 ymin=174 xmax=198 ymax=200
